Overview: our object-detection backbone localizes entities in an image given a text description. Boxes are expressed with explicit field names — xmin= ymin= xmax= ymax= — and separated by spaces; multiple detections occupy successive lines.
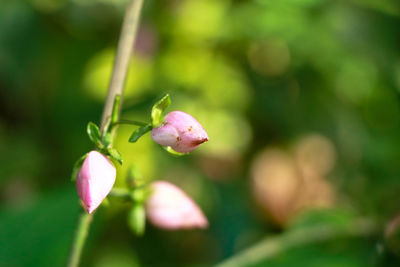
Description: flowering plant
xmin=72 ymin=93 xmax=209 ymax=222
xmin=66 ymin=0 xmax=209 ymax=264
xmin=69 ymin=89 xmax=208 ymax=267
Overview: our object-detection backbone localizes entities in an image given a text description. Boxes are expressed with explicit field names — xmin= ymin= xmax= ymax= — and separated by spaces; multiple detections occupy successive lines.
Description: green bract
xmin=151 ymin=93 xmax=171 ymax=126
xmin=127 ymin=93 xmax=171 ymax=143
xmin=128 ymin=124 xmax=152 ymax=143
xmin=87 ymin=122 xmax=103 ymax=149
xmin=105 ymin=147 xmax=123 ymax=165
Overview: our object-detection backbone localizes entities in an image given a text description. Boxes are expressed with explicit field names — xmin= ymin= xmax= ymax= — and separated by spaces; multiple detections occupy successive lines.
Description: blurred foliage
xmin=1 ymin=0 xmax=400 ymax=266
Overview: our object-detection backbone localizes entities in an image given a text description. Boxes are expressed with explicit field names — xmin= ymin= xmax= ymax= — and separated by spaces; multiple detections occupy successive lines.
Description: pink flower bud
xmin=76 ymin=151 xmax=116 ymax=214
xmin=151 ymin=111 xmax=209 ymax=153
xmin=145 ymin=181 xmax=208 ymax=230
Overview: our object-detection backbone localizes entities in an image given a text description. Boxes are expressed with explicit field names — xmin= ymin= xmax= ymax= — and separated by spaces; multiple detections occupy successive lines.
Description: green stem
xmin=67 ymin=212 xmax=92 ymax=267
xmin=67 ymin=0 xmax=145 ymax=266
xmin=109 ymin=187 xmax=132 ymax=199
xmin=215 ymin=218 xmax=377 ymax=267
xmin=113 ymin=119 xmax=149 ymax=127
xmin=100 ymin=0 xmax=145 ymax=130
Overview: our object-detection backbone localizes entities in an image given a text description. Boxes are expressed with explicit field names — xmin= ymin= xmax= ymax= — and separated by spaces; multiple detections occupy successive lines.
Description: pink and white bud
xmin=76 ymin=151 xmax=116 ymax=214
xmin=145 ymin=181 xmax=208 ymax=230
xmin=151 ymin=111 xmax=209 ymax=153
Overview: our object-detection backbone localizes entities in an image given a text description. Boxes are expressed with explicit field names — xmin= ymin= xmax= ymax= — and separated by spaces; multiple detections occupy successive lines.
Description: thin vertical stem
xmin=67 ymin=213 xmax=92 ymax=267
xmin=67 ymin=0 xmax=144 ymax=266
xmin=100 ymin=0 xmax=145 ymax=131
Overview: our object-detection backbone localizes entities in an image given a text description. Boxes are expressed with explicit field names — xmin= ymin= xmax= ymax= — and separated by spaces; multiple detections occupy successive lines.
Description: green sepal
xmin=128 ymin=204 xmax=146 ymax=236
xmin=151 ymin=93 xmax=171 ymax=126
xmin=87 ymin=122 xmax=103 ymax=149
xmin=71 ymin=153 xmax=88 ymax=181
xmin=163 ymin=146 xmax=187 ymax=156
xmin=106 ymin=148 xmax=123 ymax=165
xmin=128 ymin=124 xmax=152 ymax=143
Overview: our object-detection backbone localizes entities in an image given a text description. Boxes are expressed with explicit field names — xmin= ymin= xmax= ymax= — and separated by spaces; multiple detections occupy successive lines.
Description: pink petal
xmin=145 ymin=181 xmax=208 ymax=230
xmin=76 ymin=151 xmax=116 ymax=213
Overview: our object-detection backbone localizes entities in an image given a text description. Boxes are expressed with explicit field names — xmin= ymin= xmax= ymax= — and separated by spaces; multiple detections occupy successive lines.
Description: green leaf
xmin=288 ymin=208 xmax=357 ymax=231
xmin=128 ymin=124 xmax=152 ymax=143
xmin=128 ymin=204 xmax=146 ymax=236
xmin=87 ymin=122 xmax=103 ymax=148
xmin=107 ymin=148 xmax=123 ymax=165
xmin=163 ymin=146 xmax=187 ymax=156
xmin=151 ymin=93 xmax=171 ymax=126
xmin=71 ymin=153 xmax=88 ymax=181
xmin=111 ymin=94 xmax=120 ymax=125
xmin=102 ymin=132 xmax=113 ymax=148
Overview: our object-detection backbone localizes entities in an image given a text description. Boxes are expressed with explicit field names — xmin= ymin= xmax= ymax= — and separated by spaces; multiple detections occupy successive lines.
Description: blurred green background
xmin=2 ymin=0 xmax=400 ymax=266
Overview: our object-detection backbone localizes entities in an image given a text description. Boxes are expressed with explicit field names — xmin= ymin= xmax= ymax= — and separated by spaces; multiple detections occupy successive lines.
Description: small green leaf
xmin=111 ymin=94 xmax=121 ymax=125
xmin=107 ymin=148 xmax=123 ymax=165
xmin=128 ymin=204 xmax=146 ymax=236
xmin=71 ymin=153 xmax=88 ymax=181
xmin=101 ymin=117 xmax=111 ymax=138
xmin=128 ymin=124 xmax=152 ymax=143
xmin=102 ymin=132 xmax=113 ymax=148
xmin=151 ymin=93 xmax=171 ymax=126
xmin=163 ymin=146 xmax=187 ymax=156
xmin=87 ymin=122 xmax=103 ymax=148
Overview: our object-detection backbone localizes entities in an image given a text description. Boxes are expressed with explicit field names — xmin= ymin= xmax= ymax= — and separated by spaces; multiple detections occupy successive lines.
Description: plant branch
xmin=100 ymin=0 xmax=145 ymax=132
xmin=109 ymin=187 xmax=132 ymax=199
xmin=67 ymin=213 xmax=92 ymax=267
xmin=113 ymin=119 xmax=149 ymax=127
xmin=67 ymin=0 xmax=144 ymax=266
xmin=215 ymin=218 xmax=378 ymax=267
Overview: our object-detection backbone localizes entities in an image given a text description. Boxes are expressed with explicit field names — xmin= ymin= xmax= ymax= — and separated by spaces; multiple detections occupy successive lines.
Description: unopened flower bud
xmin=151 ymin=111 xmax=209 ymax=153
xmin=145 ymin=181 xmax=208 ymax=230
xmin=76 ymin=151 xmax=116 ymax=214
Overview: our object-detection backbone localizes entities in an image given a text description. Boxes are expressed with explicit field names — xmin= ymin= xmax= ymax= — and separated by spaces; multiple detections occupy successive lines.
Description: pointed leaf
xmin=111 ymin=94 xmax=121 ymax=125
xmin=87 ymin=122 xmax=103 ymax=148
xmin=151 ymin=94 xmax=171 ymax=126
xmin=102 ymin=132 xmax=113 ymax=148
xmin=129 ymin=124 xmax=152 ymax=143
xmin=107 ymin=148 xmax=123 ymax=165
